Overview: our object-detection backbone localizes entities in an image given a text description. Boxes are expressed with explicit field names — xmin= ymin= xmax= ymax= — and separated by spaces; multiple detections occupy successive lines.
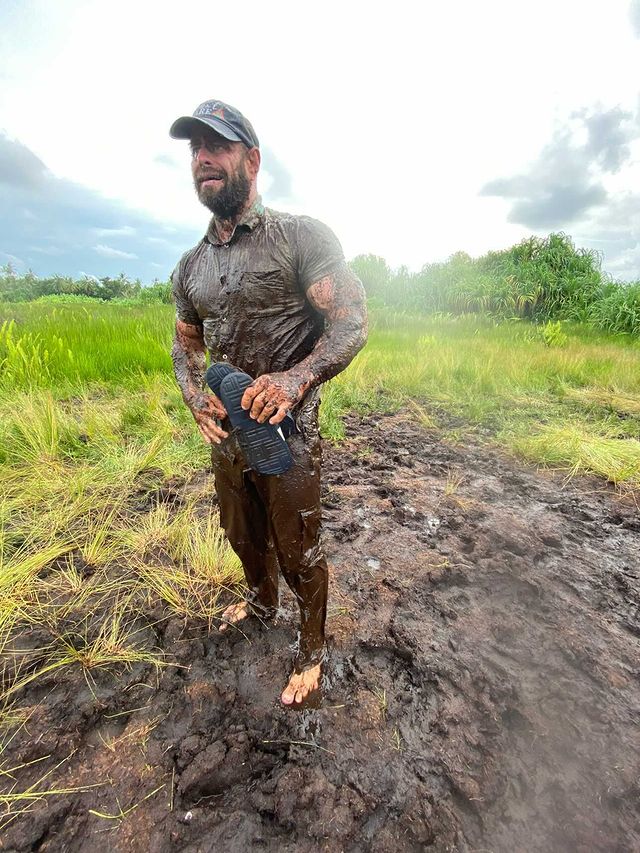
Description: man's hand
xmin=188 ymin=391 xmax=229 ymax=444
xmin=241 ymin=371 xmax=307 ymax=425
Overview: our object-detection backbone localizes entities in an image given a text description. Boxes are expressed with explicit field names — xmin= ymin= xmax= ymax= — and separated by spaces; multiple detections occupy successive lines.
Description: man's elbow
xmin=353 ymin=306 xmax=369 ymax=355
xmin=339 ymin=311 xmax=368 ymax=368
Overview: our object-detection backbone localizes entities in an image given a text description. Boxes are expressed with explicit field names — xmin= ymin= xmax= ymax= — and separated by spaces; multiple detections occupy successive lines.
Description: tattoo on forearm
xmin=291 ymin=266 xmax=368 ymax=396
xmin=171 ymin=321 xmax=206 ymax=406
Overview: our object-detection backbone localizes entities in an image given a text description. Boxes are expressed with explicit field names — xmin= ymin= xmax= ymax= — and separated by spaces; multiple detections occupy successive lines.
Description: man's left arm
xmin=241 ymin=264 xmax=368 ymax=424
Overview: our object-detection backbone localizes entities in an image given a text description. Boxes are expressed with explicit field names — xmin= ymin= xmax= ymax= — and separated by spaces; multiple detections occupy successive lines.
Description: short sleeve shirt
xmin=171 ymin=199 xmax=347 ymax=437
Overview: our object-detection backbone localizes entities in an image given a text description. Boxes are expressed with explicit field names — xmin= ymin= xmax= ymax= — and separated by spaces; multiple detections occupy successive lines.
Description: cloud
xmin=0 ymin=133 xmax=47 ymax=189
xmin=94 ymin=243 xmax=138 ymax=259
xmin=582 ymin=106 xmax=635 ymax=172
xmin=29 ymin=245 xmax=64 ymax=256
xmin=519 ymin=186 xmax=607 ymax=230
xmin=574 ymin=191 xmax=640 ymax=279
xmin=261 ymin=146 xmax=293 ymax=202
xmin=481 ymin=106 xmax=640 ymax=279
xmin=0 ymin=132 xmax=201 ymax=280
xmin=154 ymin=153 xmax=181 ymax=169
xmin=480 ymin=107 xmax=638 ymax=229
xmin=95 ymin=225 xmax=136 ymax=238
xmin=630 ymin=0 xmax=640 ymax=37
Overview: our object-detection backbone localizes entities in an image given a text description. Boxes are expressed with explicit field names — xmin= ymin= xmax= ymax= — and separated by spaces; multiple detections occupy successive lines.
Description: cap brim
xmin=169 ymin=115 xmax=243 ymax=142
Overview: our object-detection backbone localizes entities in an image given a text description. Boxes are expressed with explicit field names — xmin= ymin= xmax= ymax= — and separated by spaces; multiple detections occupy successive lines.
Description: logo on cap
xmin=195 ymin=102 xmax=226 ymax=120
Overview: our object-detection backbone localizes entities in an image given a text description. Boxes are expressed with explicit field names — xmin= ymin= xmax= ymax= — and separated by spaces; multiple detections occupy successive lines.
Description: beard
xmin=195 ymin=160 xmax=251 ymax=220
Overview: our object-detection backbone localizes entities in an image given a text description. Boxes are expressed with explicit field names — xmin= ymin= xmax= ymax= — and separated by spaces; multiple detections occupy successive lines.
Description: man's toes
xmin=218 ymin=603 xmax=248 ymax=632
xmin=296 ymin=682 xmax=316 ymax=703
xmin=281 ymin=684 xmax=296 ymax=705
xmin=300 ymin=680 xmax=318 ymax=701
xmin=281 ymin=666 xmax=322 ymax=706
xmin=281 ymin=674 xmax=303 ymax=705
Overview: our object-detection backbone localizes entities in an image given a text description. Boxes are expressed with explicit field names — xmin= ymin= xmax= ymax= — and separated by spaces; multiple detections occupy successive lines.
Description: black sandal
xmin=205 ymin=362 xmax=294 ymax=475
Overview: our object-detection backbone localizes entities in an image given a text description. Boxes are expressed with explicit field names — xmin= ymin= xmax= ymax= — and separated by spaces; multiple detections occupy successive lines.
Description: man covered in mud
xmin=169 ymin=100 xmax=367 ymax=706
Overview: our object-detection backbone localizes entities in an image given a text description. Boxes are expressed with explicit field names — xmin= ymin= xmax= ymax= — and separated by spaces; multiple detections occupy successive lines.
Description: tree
xmin=349 ymin=254 xmax=391 ymax=300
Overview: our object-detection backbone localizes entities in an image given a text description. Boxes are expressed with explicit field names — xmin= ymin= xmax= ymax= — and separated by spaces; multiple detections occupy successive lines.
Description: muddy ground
xmin=2 ymin=410 xmax=639 ymax=852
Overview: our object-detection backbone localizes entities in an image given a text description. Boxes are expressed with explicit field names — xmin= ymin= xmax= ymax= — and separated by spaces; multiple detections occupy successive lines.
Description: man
xmin=169 ymin=100 xmax=367 ymax=706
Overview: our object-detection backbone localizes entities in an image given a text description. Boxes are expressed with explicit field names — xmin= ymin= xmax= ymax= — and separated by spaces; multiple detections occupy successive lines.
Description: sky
xmin=1 ymin=0 xmax=640 ymax=282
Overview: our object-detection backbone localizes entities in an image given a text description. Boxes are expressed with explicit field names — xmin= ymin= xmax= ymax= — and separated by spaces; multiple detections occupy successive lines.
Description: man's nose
xmin=195 ymin=146 xmax=214 ymax=165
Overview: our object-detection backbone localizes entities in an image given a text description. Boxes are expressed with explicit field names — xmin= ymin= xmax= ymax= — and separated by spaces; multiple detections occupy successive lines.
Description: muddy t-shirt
xmin=171 ymin=199 xmax=346 ymax=438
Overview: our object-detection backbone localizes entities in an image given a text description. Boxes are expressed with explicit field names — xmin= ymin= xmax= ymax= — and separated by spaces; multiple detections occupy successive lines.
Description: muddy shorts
xmin=212 ymin=428 xmax=327 ymax=671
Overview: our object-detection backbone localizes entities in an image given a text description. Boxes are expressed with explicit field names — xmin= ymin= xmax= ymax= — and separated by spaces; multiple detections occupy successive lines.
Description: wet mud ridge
xmin=3 ymin=411 xmax=640 ymax=852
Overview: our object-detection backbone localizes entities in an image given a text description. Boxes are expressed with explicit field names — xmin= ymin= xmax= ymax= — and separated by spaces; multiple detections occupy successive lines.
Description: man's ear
xmin=246 ymin=146 xmax=261 ymax=178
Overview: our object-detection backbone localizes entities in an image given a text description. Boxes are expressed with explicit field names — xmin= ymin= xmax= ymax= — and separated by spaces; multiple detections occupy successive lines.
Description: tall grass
xmin=0 ymin=363 xmax=236 ymax=720
xmin=588 ymin=282 xmax=640 ymax=336
xmin=0 ymin=303 xmax=173 ymax=391
xmin=326 ymin=312 xmax=640 ymax=484
xmin=1 ymin=300 xmax=639 ymax=482
xmin=0 ymin=303 xmax=638 ymax=664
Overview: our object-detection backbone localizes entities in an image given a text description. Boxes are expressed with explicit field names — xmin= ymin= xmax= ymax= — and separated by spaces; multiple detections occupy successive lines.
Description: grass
xmin=0 ymin=304 xmax=172 ymax=391
xmin=0 ymin=368 xmax=239 ymax=716
xmin=89 ymin=783 xmax=166 ymax=823
xmin=0 ymin=753 xmax=103 ymax=830
xmin=373 ymin=687 xmax=387 ymax=722
xmin=0 ymin=306 xmax=638 ymax=626
xmin=326 ymin=312 xmax=640 ymax=485
xmin=511 ymin=426 xmax=640 ymax=483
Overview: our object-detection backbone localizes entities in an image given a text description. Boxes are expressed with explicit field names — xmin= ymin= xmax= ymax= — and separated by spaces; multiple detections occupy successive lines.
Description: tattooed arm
xmin=171 ymin=319 xmax=228 ymax=444
xmin=241 ymin=265 xmax=368 ymax=424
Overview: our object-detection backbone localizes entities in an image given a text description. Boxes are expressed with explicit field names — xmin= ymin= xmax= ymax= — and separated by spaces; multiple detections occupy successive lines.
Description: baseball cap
xmin=169 ymin=100 xmax=260 ymax=149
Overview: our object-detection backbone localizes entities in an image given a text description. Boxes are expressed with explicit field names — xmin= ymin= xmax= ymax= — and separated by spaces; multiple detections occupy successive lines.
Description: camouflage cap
xmin=169 ymin=100 xmax=259 ymax=149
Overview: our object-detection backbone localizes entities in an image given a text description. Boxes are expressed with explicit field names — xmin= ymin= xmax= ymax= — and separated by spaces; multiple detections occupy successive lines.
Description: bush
xmin=539 ymin=320 xmax=568 ymax=348
xmin=349 ymin=233 xmax=640 ymax=336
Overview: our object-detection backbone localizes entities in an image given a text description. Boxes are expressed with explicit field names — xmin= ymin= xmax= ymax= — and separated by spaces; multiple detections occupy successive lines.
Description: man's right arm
xmin=171 ymin=319 xmax=228 ymax=445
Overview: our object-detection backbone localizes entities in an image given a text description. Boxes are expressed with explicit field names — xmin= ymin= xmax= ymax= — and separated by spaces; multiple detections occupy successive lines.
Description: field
xmin=1 ymin=299 xmax=639 ymax=851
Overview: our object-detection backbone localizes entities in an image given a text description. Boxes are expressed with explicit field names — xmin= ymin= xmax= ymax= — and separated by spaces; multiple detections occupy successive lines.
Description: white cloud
xmin=29 ymin=245 xmax=64 ymax=255
xmin=93 ymin=243 xmax=138 ymax=259
xmin=94 ymin=225 xmax=136 ymax=237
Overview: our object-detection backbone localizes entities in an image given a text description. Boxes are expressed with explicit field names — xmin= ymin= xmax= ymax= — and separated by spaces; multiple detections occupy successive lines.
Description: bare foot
xmin=281 ymin=663 xmax=322 ymax=706
xmin=218 ymin=601 xmax=250 ymax=633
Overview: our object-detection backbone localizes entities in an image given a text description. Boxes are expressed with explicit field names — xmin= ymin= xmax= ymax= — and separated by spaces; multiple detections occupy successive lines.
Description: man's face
xmin=190 ymin=129 xmax=252 ymax=219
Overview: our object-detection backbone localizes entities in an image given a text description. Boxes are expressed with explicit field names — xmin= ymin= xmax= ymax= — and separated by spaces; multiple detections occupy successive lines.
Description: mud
xmin=2 ymin=410 xmax=639 ymax=852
